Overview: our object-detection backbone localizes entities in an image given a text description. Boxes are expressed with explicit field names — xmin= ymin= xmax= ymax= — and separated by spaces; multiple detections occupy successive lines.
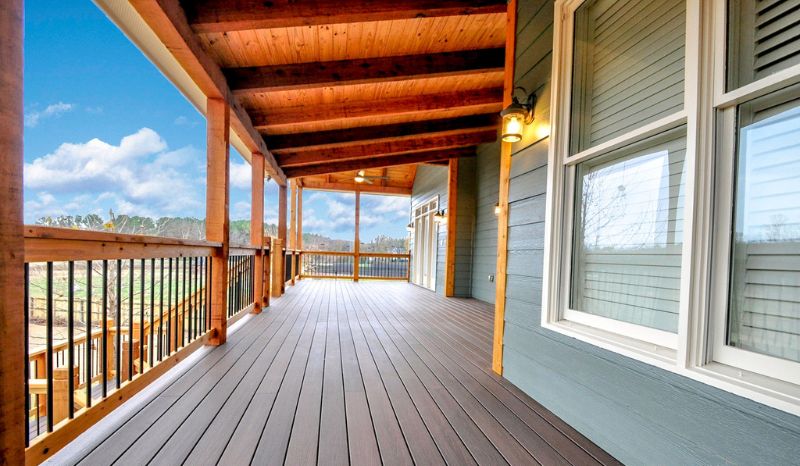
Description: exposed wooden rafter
xmin=183 ymin=0 xmax=507 ymax=33
xmin=276 ymin=130 xmax=496 ymax=167
xmin=129 ymin=0 xmax=286 ymax=185
xmin=267 ymin=114 xmax=499 ymax=152
xmin=226 ymin=49 xmax=504 ymax=94
xmin=250 ymin=87 xmax=503 ymax=129
xmin=283 ymin=147 xmax=476 ymax=178
xmin=299 ymin=178 xmax=412 ymax=195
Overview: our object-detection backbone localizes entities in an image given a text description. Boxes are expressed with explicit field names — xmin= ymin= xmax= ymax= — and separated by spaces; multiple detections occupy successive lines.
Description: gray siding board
xmin=494 ymin=1 xmax=800 ymax=464
xmin=470 ymin=142 xmax=501 ymax=304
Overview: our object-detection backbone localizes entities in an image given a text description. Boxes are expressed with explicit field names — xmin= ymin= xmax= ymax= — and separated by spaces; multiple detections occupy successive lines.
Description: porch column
xmin=354 ymin=190 xmax=360 ymax=282
xmin=206 ymin=98 xmax=230 ymax=346
xmin=278 ymin=184 xmax=287 ymax=293
xmin=493 ymin=0 xmax=518 ymax=375
xmin=251 ymin=152 xmax=265 ymax=314
xmin=0 ymin=0 xmax=25 ymax=461
xmin=297 ymin=185 xmax=303 ymax=279
xmin=445 ymin=158 xmax=459 ymax=297
xmin=289 ymin=180 xmax=297 ymax=285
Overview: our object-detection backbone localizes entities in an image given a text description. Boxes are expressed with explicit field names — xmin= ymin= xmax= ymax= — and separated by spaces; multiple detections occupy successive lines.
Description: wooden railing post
xmin=51 ymin=366 xmax=78 ymax=426
xmin=297 ymin=185 xmax=303 ymax=282
xmin=270 ymin=237 xmax=284 ymax=298
xmin=105 ymin=318 xmax=116 ymax=378
xmin=278 ymin=185 xmax=287 ymax=294
xmin=251 ymin=152 xmax=266 ymax=314
xmin=206 ymin=98 xmax=230 ymax=346
xmin=354 ymin=190 xmax=360 ymax=282
xmin=289 ymin=180 xmax=297 ymax=285
xmin=0 ymin=0 xmax=25 ymax=459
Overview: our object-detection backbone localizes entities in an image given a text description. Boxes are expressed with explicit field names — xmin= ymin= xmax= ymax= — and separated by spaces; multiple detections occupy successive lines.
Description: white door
xmin=411 ymin=198 xmax=438 ymax=290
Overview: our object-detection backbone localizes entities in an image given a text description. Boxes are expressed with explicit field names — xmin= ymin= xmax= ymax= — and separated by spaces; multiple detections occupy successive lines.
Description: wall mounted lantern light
xmin=494 ymin=203 xmax=501 ymax=216
xmin=500 ymin=87 xmax=537 ymax=143
xmin=433 ymin=210 xmax=447 ymax=225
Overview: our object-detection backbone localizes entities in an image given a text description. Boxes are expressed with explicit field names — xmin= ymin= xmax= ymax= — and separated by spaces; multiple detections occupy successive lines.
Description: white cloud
xmin=230 ymin=160 xmax=251 ymax=190
xmin=24 ymin=128 xmax=205 ymax=220
xmin=174 ymin=115 xmax=200 ymax=127
xmin=232 ymin=201 xmax=251 ymax=220
xmin=25 ymin=102 xmax=74 ymax=127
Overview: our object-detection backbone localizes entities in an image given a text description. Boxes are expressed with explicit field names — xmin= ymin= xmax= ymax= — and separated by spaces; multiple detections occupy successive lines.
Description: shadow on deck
xmin=49 ymin=280 xmax=619 ymax=465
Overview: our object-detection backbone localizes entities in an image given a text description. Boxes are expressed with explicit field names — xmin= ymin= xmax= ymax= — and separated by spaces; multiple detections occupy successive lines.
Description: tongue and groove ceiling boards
xmin=161 ymin=0 xmax=507 ymax=192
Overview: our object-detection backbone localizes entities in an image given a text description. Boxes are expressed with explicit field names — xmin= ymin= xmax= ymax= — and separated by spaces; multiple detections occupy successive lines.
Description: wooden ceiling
xmin=136 ymin=0 xmax=506 ymax=188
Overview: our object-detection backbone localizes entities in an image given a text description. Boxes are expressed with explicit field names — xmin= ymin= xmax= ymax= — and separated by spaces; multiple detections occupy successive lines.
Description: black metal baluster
xmin=193 ymin=257 xmax=199 ymax=340
xmin=85 ymin=261 xmax=92 ymax=408
xmin=46 ymin=262 xmax=54 ymax=432
xmin=174 ymin=256 xmax=180 ymax=348
xmin=182 ymin=256 xmax=187 ymax=347
xmin=207 ymin=259 xmax=212 ymax=331
xmin=150 ymin=258 xmax=155 ymax=367
xmin=159 ymin=258 xmax=164 ymax=361
xmin=167 ymin=257 xmax=172 ymax=355
xmin=140 ymin=259 xmax=145 ymax=375
xmin=116 ymin=260 xmax=121 ymax=390
xmin=24 ymin=264 xmax=30 ymax=445
xmin=101 ymin=260 xmax=108 ymax=398
xmin=128 ymin=259 xmax=133 ymax=382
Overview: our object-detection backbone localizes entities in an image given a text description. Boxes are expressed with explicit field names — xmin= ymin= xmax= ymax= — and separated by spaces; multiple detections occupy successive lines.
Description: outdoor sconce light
xmin=406 ymin=222 xmax=414 ymax=232
xmin=500 ymin=87 xmax=537 ymax=143
xmin=433 ymin=210 xmax=447 ymax=225
xmin=494 ymin=203 xmax=501 ymax=216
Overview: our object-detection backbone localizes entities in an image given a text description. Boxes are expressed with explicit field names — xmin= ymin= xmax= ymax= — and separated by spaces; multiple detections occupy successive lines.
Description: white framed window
xmin=543 ymin=0 xmax=800 ymax=415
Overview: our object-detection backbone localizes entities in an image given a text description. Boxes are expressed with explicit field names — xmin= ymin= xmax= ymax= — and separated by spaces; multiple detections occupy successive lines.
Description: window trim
xmin=543 ymin=0 xmax=800 ymax=416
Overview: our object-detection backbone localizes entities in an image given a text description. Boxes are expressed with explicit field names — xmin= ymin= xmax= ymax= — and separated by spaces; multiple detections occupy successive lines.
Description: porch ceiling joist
xmin=225 ymin=49 xmax=505 ymax=94
xmin=129 ymin=0 xmax=286 ymax=185
xmin=298 ymin=178 xmax=412 ymax=196
xmin=251 ymin=87 xmax=503 ymax=129
xmin=283 ymin=147 xmax=476 ymax=178
xmin=183 ymin=0 xmax=507 ymax=33
xmin=276 ymin=130 xmax=495 ymax=167
xmin=267 ymin=114 xmax=500 ymax=152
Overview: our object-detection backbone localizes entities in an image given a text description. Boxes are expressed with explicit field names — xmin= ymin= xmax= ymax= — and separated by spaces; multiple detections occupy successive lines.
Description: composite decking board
xmin=353 ymin=288 xmax=532 ymax=466
xmin=334 ymin=285 xmax=382 ymax=466
xmin=337 ymin=283 xmax=415 ymax=466
xmin=342 ymin=284 xmax=448 ymax=465
xmin=369 ymin=289 xmax=577 ymax=466
xmin=75 ymin=290 xmax=294 ymax=465
xmin=58 ymin=280 xmax=618 ymax=466
xmin=153 ymin=282 xmax=319 ymax=464
xmin=342 ymin=284 xmax=478 ymax=466
xmin=183 ymin=284 xmax=319 ymax=465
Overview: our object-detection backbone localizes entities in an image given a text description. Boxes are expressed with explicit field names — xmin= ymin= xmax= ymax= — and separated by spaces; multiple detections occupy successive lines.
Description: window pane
xmin=571 ymin=129 xmax=687 ymax=333
xmin=570 ymin=0 xmax=685 ymax=154
xmin=727 ymin=0 xmax=800 ymax=91
xmin=728 ymin=89 xmax=800 ymax=362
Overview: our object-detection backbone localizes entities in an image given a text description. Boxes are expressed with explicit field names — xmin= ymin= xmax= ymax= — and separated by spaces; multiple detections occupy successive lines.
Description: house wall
xmin=454 ymin=158 xmax=476 ymax=297
xmin=470 ymin=142 xmax=500 ymax=304
xmin=487 ymin=1 xmax=800 ymax=464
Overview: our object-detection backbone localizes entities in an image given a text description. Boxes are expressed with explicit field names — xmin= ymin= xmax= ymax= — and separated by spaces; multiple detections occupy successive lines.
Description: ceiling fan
xmin=354 ymin=170 xmax=388 ymax=184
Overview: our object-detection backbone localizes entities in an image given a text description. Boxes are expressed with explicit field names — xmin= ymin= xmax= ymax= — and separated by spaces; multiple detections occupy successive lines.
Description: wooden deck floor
xmin=58 ymin=280 xmax=619 ymax=466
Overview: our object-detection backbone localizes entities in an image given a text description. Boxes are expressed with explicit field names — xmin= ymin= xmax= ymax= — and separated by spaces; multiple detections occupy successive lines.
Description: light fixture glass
xmin=494 ymin=203 xmax=501 ymax=215
xmin=354 ymin=175 xmax=365 ymax=183
xmin=406 ymin=222 xmax=414 ymax=232
xmin=433 ymin=210 xmax=447 ymax=224
xmin=500 ymin=88 xmax=536 ymax=143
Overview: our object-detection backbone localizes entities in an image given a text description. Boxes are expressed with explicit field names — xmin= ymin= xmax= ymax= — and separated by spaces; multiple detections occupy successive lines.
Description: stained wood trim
xmin=493 ymin=0 xmax=517 ymax=376
xmin=276 ymin=130 xmax=496 ymax=167
xmin=283 ymin=147 xmax=477 ymax=178
xmin=354 ymin=190 xmax=361 ymax=282
xmin=251 ymin=88 xmax=503 ymax=129
xmin=278 ymin=186 xmax=287 ymax=294
xmin=297 ymin=187 xmax=303 ymax=251
xmin=24 ymin=332 xmax=211 ymax=465
xmin=289 ymin=180 xmax=298 ymax=285
xmin=0 ymin=1 xmax=24 ymax=462
xmin=445 ymin=158 xmax=458 ymax=297
xmin=297 ymin=179 xmax=413 ymax=196
xmin=24 ymin=226 xmax=220 ymax=248
xmin=185 ymin=0 xmax=507 ymax=33
xmin=251 ymin=152 xmax=266 ymax=313
xmin=206 ymin=97 xmax=230 ymax=346
xmin=129 ymin=0 xmax=286 ymax=184
xmin=226 ymin=49 xmax=504 ymax=94
xmin=268 ymin=114 xmax=500 ymax=152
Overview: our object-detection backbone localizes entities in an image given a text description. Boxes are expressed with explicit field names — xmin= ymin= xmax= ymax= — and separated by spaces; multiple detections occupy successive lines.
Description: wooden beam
xmin=297 ymin=179 xmax=413 ymax=196
xmin=276 ymin=129 xmax=496 ymax=167
xmin=0 ymin=0 xmax=24 ymax=462
xmin=445 ymin=158 xmax=458 ymax=297
xmin=251 ymin=87 xmax=503 ymax=129
xmin=354 ymin=190 xmax=360 ymax=282
xmin=289 ymin=180 xmax=297 ymax=285
xmin=206 ymin=98 xmax=230 ymax=345
xmin=185 ymin=0 xmax=507 ymax=33
xmin=251 ymin=152 xmax=265 ymax=314
xmin=297 ymin=187 xmax=303 ymax=250
xmin=283 ymin=147 xmax=476 ymax=178
xmin=268 ymin=114 xmax=500 ymax=152
xmin=227 ymin=49 xmax=504 ymax=94
xmin=493 ymin=0 xmax=517 ymax=376
xmin=130 ymin=0 xmax=286 ymax=185
xmin=278 ymin=184 xmax=287 ymax=293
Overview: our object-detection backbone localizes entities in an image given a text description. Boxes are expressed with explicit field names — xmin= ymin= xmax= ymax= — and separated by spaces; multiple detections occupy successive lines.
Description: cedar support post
xmin=251 ymin=152 xmax=265 ymax=314
xmin=289 ymin=180 xmax=297 ymax=285
xmin=354 ymin=190 xmax=360 ymax=282
xmin=0 ymin=1 xmax=25 ymax=461
xmin=278 ymin=185 xmax=287 ymax=293
xmin=297 ymin=185 xmax=303 ymax=278
xmin=270 ymin=237 xmax=284 ymax=297
xmin=493 ymin=0 xmax=518 ymax=375
xmin=206 ymin=98 xmax=230 ymax=346
xmin=445 ymin=158 xmax=459 ymax=297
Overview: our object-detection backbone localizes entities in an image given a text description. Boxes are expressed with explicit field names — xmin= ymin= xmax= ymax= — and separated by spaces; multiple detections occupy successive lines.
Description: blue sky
xmin=23 ymin=1 xmax=408 ymax=241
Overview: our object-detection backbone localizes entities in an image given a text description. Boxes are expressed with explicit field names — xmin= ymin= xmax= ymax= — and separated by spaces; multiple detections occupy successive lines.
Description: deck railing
xmin=299 ymin=251 xmax=410 ymax=281
xmin=22 ymin=226 xmax=240 ymax=461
